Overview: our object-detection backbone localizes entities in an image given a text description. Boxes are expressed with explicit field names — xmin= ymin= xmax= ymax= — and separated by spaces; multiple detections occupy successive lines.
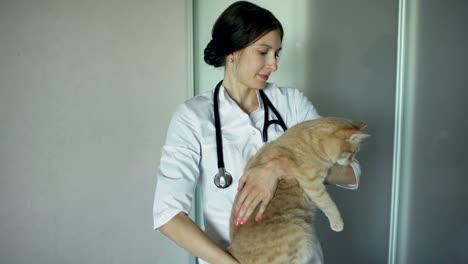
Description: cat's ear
xmin=348 ymin=131 xmax=371 ymax=143
xmin=352 ymin=120 xmax=367 ymax=129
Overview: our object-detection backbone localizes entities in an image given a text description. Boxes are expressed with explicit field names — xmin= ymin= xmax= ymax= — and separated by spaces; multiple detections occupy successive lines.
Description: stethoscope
xmin=213 ymin=80 xmax=288 ymax=189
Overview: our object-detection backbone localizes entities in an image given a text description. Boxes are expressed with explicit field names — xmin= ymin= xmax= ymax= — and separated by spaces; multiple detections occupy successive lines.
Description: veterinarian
xmin=153 ymin=1 xmax=361 ymax=263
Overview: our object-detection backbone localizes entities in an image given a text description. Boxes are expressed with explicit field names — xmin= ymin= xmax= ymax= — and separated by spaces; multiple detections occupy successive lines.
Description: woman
xmin=153 ymin=1 xmax=361 ymax=263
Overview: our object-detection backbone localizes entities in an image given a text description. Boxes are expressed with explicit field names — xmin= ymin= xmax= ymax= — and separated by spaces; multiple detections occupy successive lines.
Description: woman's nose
xmin=267 ymin=56 xmax=278 ymax=72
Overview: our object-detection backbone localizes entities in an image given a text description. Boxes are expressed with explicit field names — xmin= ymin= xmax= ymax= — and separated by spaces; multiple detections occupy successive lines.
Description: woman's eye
xmin=258 ymin=50 xmax=268 ymax=55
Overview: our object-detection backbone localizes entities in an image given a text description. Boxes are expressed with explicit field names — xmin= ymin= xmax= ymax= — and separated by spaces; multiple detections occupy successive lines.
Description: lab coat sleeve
xmin=153 ymin=104 xmax=201 ymax=230
xmin=293 ymin=88 xmax=321 ymax=122
xmin=335 ymin=159 xmax=361 ymax=190
xmin=294 ymin=89 xmax=361 ymax=189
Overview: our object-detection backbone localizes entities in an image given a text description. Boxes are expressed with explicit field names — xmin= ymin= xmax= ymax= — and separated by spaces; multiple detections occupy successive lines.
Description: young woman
xmin=153 ymin=2 xmax=361 ymax=263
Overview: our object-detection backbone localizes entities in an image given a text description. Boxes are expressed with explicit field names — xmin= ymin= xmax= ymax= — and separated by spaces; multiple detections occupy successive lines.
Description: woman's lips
xmin=258 ymin=74 xmax=269 ymax=81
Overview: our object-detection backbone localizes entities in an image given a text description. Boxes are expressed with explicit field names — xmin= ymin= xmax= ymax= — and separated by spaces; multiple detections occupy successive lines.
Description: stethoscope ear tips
xmin=214 ymin=168 xmax=233 ymax=189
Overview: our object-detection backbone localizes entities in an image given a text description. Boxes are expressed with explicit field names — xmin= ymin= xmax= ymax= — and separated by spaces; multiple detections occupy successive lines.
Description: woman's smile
xmin=258 ymin=74 xmax=269 ymax=81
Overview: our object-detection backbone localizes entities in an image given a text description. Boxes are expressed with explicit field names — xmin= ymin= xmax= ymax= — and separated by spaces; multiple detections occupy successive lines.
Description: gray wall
xmin=390 ymin=0 xmax=468 ymax=263
xmin=302 ymin=1 xmax=398 ymax=263
xmin=0 ymin=1 xmax=191 ymax=263
xmin=306 ymin=1 xmax=468 ymax=263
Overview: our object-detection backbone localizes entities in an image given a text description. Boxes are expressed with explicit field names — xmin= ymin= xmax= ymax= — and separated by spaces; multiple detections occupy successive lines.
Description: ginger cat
xmin=227 ymin=117 xmax=370 ymax=264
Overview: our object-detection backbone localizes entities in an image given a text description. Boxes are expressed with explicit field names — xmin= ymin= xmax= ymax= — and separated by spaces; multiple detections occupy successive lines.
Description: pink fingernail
xmin=240 ymin=220 xmax=245 ymax=225
xmin=255 ymin=216 xmax=262 ymax=222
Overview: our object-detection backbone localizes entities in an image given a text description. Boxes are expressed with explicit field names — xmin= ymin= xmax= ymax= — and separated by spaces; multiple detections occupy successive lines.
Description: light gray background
xmin=1 ymin=0 xmax=192 ymax=263
xmin=300 ymin=1 xmax=397 ymax=263
xmin=391 ymin=1 xmax=468 ymax=263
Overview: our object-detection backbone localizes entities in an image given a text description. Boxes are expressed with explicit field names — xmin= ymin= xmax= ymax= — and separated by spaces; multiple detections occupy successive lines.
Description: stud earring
xmin=229 ymin=58 xmax=234 ymax=63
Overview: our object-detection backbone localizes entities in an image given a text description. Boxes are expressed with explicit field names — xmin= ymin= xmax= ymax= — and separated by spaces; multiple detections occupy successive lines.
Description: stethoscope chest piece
xmin=214 ymin=168 xmax=232 ymax=189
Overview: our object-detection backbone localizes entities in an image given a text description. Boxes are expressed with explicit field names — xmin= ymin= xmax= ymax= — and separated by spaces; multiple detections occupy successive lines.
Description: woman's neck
xmin=222 ymin=79 xmax=259 ymax=114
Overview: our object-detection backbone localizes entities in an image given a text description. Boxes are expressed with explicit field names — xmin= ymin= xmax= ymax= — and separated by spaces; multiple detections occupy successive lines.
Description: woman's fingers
xmin=234 ymin=164 xmax=279 ymax=225
xmin=235 ymin=186 xmax=274 ymax=225
xmin=237 ymin=175 xmax=246 ymax=192
xmin=234 ymin=180 xmax=250 ymax=214
xmin=255 ymin=202 xmax=268 ymax=222
xmin=235 ymin=193 xmax=262 ymax=225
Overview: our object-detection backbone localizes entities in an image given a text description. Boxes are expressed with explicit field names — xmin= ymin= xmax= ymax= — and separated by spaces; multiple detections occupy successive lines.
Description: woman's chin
xmin=254 ymin=80 xmax=267 ymax=89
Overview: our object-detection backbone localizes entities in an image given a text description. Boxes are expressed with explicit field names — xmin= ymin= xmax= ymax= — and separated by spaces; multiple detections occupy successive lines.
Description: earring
xmin=229 ymin=58 xmax=233 ymax=63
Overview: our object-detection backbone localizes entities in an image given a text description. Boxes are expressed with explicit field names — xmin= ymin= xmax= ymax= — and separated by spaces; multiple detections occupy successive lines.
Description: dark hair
xmin=204 ymin=1 xmax=284 ymax=67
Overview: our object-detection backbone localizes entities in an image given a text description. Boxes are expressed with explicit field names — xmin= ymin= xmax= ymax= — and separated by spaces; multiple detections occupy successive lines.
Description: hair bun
xmin=204 ymin=39 xmax=223 ymax=67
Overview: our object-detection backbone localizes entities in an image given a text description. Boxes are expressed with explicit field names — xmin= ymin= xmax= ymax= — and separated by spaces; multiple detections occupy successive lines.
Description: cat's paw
xmin=330 ymin=221 xmax=344 ymax=232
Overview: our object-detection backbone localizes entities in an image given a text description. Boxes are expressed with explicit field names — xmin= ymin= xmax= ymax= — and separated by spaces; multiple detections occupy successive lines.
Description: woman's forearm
xmin=324 ymin=164 xmax=357 ymax=185
xmin=159 ymin=212 xmax=238 ymax=264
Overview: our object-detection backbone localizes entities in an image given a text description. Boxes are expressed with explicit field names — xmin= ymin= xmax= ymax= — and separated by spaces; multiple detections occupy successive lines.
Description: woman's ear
xmin=226 ymin=52 xmax=238 ymax=63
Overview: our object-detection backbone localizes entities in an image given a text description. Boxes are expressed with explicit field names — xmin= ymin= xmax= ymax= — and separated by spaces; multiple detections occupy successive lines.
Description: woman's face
xmin=230 ymin=30 xmax=282 ymax=90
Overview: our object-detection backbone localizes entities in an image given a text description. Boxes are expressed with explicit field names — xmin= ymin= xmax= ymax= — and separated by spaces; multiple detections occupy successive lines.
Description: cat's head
xmin=311 ymin=117 xmax=370 ymax=166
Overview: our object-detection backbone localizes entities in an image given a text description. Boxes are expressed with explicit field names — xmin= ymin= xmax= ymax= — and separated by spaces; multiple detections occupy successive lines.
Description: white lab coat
xmin=153 ymin=82 xmax=360 ymax=264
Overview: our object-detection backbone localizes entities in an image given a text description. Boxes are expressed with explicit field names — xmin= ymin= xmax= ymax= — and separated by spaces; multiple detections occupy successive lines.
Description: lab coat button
xmin=252 ymin=130 xmax=256 ymax=135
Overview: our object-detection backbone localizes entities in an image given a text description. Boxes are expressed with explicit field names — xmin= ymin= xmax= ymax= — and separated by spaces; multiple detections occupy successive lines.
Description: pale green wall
xmin=0 ymin=0 xmax=192 ymax=263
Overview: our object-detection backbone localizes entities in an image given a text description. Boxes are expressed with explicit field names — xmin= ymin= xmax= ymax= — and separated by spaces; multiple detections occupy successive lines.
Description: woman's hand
xmin=234 ymin=158 xmax=293 ymax=225
xmin=324 ymin=164 xmax=357 ymax=185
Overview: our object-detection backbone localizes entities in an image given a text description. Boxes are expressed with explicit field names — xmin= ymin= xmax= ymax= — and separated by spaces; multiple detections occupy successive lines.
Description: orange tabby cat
xmin=227 ymin=117 xmax=369 ymax=264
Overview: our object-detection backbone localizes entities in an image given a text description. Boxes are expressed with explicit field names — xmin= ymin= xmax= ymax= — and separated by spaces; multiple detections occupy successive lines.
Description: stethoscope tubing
xmin=213 ymin=80 xmax=287 ymax=188
xmin=213 ymin=81 xmax=225 ymax=170
xmin=259 ymin=89 xmax=288 ymax=142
